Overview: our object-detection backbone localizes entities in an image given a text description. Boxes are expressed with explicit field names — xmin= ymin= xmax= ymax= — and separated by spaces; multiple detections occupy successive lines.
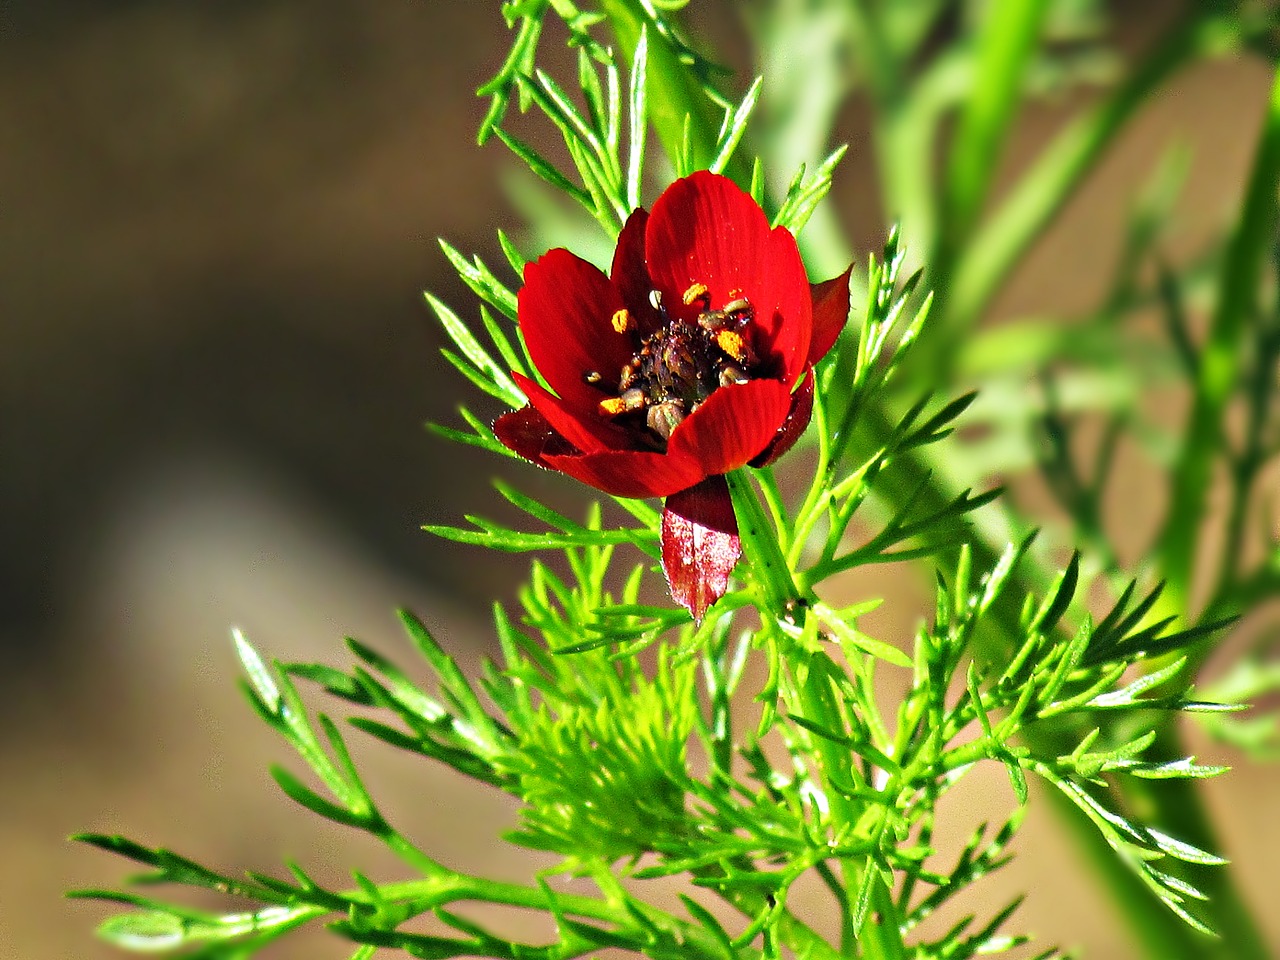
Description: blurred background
xmin=4 ymin=1 xmax=1278 ymax=957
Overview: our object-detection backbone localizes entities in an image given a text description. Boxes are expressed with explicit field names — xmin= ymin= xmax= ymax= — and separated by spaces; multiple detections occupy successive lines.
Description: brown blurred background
xmin=3 ymin=2 xmax=1279 ymax=958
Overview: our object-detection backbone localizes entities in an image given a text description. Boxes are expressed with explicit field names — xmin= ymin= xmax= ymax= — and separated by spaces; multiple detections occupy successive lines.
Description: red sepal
xmin=661 ymin=476 xmax=741 ymax=622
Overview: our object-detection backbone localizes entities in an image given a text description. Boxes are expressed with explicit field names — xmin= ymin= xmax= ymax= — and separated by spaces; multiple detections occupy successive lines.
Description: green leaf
xmin=1147 ymin=827 xmax=1228 ymax=867
xmin=233 ymin=629 xmax=280 ymax=714
xmin=626 ymin=25 xmax=649 ymax=210
xmin=495 ymin=126 xmax=594 ymax=209
xmin=710 ymin=76 xmax=761 ymax=175
xmin=283 ymin=662 xmax=371 ymax=704
xmin=270 ymin=766 xmax=369 ymax=829
xmin=426 ymin=292 xmax=523 ymax=408
xmin=497 ymin=228 xmax=528 ymax=277
xmin=1122 ymin=757 xmax=1229 ymax=780
xmin=941 ymin=0 xmax=1051 ymax=245
xmin=772 ymin=146 xmax=848 ymax=235
xmin=1159 ymin=62 xmax=1280 ymax=608
xmin=598 ymin=0 xmax=750 ymax=186
xmin=426 ymin=518 xmax=654 ymax=553
xmin=950 ymin=11 xmax=1259 ymax=333
xmin=476 ymin=11 xmax=543 ymax=143
xmin=437 ymin=240 xmax=519 ymax=320
xmin=1085 ymin=656 xmax=1187 ymax=708
xmin=812 ymin=601 xmax=912 ymax=668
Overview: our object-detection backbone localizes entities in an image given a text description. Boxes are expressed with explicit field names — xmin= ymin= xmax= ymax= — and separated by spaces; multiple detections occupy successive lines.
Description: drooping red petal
xmin=644 ymin=171 xmax=811 ymax=384
xmin=668 ymin=378 xmax=793 ymax=475
xmin=750 ymin=369 xmax=815 ymax=467
xmin=512 ymin=372 xmax=633 ymax=454
xmin=808 ymin=263 xmax=853 ymax=366
xmin=661 ymin=476 xmax=741 ymax=622
xmin=611 ymin=208 xmax=662 ymax=335
xmin=520 ymin=248 xmax=634 ymax=414
xmin=542 ymin=447 xmax=705 ymax=499
xmin=493 ymin=406 xmax=580 ymax=469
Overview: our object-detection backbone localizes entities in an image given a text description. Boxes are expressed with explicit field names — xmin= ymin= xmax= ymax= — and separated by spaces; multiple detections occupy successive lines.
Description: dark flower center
xmin=588 ymin=284 xmax=759 ymax=445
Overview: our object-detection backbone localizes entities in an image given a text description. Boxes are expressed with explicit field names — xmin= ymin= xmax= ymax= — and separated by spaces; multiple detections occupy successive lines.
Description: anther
xmin=721 ymin=297 xmax=751 ymax=317
xmin=583 ymin=370 xmax=603 ymax=385
xmin=610 ymin=308 xmax=634 ymax=334
xmin=596 ymin=388 xmax=645 ymax=417
xmin=682 ymin=282 xmax=711 ymax=308
xmin=714 ymin=329 xmax=750 ymax=362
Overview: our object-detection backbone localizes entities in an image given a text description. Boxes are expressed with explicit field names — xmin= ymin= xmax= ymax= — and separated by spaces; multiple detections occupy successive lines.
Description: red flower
xmin=495 ymin=171 xmax=851 ymax=620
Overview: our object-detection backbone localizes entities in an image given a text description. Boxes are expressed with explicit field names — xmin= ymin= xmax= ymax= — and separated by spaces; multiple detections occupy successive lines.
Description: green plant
xmin=74 ymin=3 xmax=1280 ymax=958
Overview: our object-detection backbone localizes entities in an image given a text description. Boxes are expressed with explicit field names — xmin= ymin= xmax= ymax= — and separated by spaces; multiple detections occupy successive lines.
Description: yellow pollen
xmin=715 ymin=330 xmax=749 ymax=362
xmin=610 ymin=308 xmax=634 ymax=334
xmin=682 ymin=282 xmax=710 ymax=306
xmin=728 ymin=287 xmax=745 ymax=300
xmin=598 ymin=397 xmax=628 ymax=416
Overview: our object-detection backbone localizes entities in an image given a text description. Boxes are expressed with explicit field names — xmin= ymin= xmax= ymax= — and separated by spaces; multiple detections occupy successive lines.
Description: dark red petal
xmin=542 ymin=447 xmax=705 ymax=499
xmin=668 ymin=379 xmax=793 ymax=475
xmin=661 ymin=476 xmax=741 ymax=622
xmin=611 ymin=208 xmax=662 ymax=335
xmin=494 ymin=406 xmax=580 ymax=469
xmin=520 ymin=248 xmax=634 ymax=415
xmin=751 ymin=369 xmax=815 ymax=467
xmin=513 ymin=372 xmax=632 ymax=454
xmin=808 ymin=263 xmax=853 ymax=366
xmin=644 ymin=171 xmax=811 ymax=383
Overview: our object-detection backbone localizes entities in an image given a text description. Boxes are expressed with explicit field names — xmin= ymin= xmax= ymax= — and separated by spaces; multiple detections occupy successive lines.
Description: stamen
xmin=599 ymin=388 xmax=646 ymax=417
xmin=714 ymin=330 xmax=750 ymax=362
xmin=610 ymin=308 xmax=634 ymax=334
xmin=583 ymin=370 xmax=603 ymax=385
xmin=598 ymin=290 xmax=760 ymax=445
xmin=682 ymin=282 xmax=710 ymax=307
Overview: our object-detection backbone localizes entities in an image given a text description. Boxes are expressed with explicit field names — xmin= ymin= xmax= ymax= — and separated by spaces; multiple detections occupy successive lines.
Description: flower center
xmin=589 ymin=283 xmax=759 ymax=444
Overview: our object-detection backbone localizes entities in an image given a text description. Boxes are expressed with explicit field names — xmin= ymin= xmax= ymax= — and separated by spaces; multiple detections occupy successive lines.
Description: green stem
xmin=930 ymin=0 xmax=1050 ymax=308
xmin=1156 ymin=62 xmax=1280 ymax=616
xmin=727 ymin=468 xmax=807 ymax=614
xmin=940 ymin=0 xmax=1051 ymax=246
xmin=848 ymin=3 xmax=937 ymax=259
xmin=927 ymin=9 xmax=1257 ymax=379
